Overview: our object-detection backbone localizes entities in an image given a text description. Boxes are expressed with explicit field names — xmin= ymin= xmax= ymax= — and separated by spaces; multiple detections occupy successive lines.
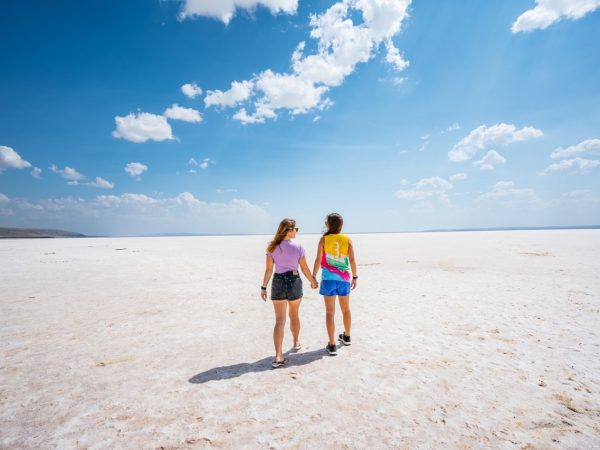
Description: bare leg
xmin=323 ymin=296 xmax=336 ymax=345
xmin=272 ymin=301 xmax=288 ymax=362
xmin=338 ymin=295 xmax=351 ymax=336
xmin=288 ymin=298 xmax=302 ymax=347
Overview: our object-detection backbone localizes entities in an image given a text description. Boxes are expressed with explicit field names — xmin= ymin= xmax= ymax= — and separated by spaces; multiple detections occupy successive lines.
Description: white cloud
xmin=541 ymin=157 xmax=600 ymax=175
xmin=512 ymin=0 xmax=600 ymax=33
xmin=253 ymin=70 xmax=330 ymax=115
xmin=113 ymin=112 xmax=174 ymax=143
xmin=215 ymin=0 xmax=412 ymax=123
xmin=188 ymin=157 xmax=215 ymax=170
xmin=444 ymin=122 xmax=460 ymax=133
xmin=449 ymin=173 xmax=467 ymax=181
xmin=125 ymin=162 xmax=148 ymax=178
xmin=178 ymin=0 xmax=299 ymax=24
xmin=550 ymin=138 xmax=600 ymax=159
xmin=5 ymin=192 xmax=270 ymax=235
xmin=0 ymin=193 xmax=11 ymax=216
xmin=86 ymin=177 xmax=114 ymax=189
xmin=0 ymin=146 xmax=32 ymax=173
xmin=478 ymin=181 xmax=538 ymax=203
xmin=557 ymin=189 xmax=600 ymax=203
xmin=385 ymin=40 xmax=409 ymax=71
xmin=392 ymin=76 xmax=407 ymax=85
xmin=473 ymin=150 xmax=507 ymax=171
xmin=49 ymin=164 xmax=85 ymax=181
xmin=216 ymin=188 xmax=238 ymax=194
xmin=399 ymin=178 xmax=410 ymax=186
xmin=395 ymin=176 xmax=453 ymax=207
xmin=449 ymin=123 xmax=543 ymax=162
xmin=164 ymin=104 xmax=203 ymax=123
xmin=181 ymin=82 xmax=202 ymax=99
xmin=31 ymin=167 xmax=42 ymax=178
xmin=204 ymin=80 xmax=254 ymax=109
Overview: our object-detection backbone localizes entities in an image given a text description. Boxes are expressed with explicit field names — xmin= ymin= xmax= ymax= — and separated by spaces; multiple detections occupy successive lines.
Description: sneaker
xmin=326 ymin=344 xmax=337 ymax=355
xmin=338 ymin=332 xmax=351 ymax=346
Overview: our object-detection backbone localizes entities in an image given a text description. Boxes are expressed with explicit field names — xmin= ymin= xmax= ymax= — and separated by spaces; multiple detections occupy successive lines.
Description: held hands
xmin=351 ymin=276 xmax=358 ymax=290
xmin=310 ymin=276 xmax=318 ymax=289
xmin=260 ymin=287 xmax=267 ymax=301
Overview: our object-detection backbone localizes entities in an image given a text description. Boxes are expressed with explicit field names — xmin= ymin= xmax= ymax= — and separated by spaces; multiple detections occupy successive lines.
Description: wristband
xmin=261 ymin=286 xmax=267 ymax=290
xmin=352 ymin=276 xmax=358 ymax=279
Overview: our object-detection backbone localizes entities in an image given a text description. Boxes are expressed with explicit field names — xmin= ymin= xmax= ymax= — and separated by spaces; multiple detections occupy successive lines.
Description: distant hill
xmin=0 ymin=227 xmax=86 ymax=238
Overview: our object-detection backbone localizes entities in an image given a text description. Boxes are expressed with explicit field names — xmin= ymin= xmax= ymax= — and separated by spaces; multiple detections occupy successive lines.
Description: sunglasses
xmin=291 ymin=227 xmax=299 ymax=232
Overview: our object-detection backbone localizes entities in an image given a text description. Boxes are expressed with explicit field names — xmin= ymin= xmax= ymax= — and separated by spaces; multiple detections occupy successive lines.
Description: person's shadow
xmin=188 ymin=347 xmax=329 ymax=384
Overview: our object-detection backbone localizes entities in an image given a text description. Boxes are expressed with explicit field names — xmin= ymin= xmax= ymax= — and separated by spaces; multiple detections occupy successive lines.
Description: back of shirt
xmin=321 ymin=233 xmax=351 ymax=281
xmin=269 ymin=239 xmax=305 ymax=273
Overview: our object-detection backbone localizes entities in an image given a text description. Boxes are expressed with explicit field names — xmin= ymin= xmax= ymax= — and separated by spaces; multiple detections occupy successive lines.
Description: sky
xmin=1 ymin=0 xmax=599 ymax=236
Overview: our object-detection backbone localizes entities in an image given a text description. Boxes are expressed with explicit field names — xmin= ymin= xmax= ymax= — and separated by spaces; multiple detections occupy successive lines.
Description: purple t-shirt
xmin=269 ymin=239 xmax=306 ymax=273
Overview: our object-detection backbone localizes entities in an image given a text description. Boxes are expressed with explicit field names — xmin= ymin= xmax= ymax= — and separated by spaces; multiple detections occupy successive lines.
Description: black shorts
xmin=271 ymin=271 xmax=303 ymax=301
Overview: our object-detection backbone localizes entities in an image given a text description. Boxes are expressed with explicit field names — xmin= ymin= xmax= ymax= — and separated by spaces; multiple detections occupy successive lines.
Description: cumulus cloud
xmin=385 ymin=40 xmax=409 ymax=71
xmin=477 ymin=181 xmax=538 ymax=203
xmin=204 ymin=80 xmax=254 ymax=109
xmin=395 ymin=176 xmax=453 ymax=207
xmin=178 ymin=0 xmax=298 ymax=24
xmin=0 ymin=193 xmax=9 ymax=203
xmin=541 ymin=157 xmax=600 ymax=175
xmin=181 ymin=82 xmax=202 ymax=99
xmin=473 ymin=150 xmax=507 ymax=171
xmin=550 ymin=138 xmax=600 ymax=159
xmin=449 ymin=173 xmax=467 ymax=181
xmin=31 ymin=167 xmax=42 ymax=179
xmin=0 ymin=146 xmax=32 ymax=173
xmin=49 ymin=164 xmax=85 ymax=182
xmin=113 ymin=112 xmax=174 ymax=143
xmin=449 ymin=123 xmax=543 ymax=162
xmin=512 ymin=0 xmax=600 ymax=33
xmin=125 ymin=162 xmax=148 ymax=178
xmin=86 ymin=177 xmax=114 ymax=189
xmin=164 ymin=104 xmax=203 ymax=123
xmin=201 ymin=0 xmax=411 ymax=124
xmin=5 ymin=192 xmax=270 ymax=235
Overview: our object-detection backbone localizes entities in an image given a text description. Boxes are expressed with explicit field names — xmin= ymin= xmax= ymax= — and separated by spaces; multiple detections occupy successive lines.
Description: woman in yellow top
xmin=312 ymin=213 xmax=358 ymax=355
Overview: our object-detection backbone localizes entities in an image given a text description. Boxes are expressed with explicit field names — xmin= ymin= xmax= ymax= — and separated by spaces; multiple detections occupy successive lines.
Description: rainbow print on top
xmin=321 ymin=233 xmax=351 ymax=281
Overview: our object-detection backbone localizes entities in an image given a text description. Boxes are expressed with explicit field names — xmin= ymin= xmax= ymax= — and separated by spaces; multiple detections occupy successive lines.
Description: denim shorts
xmin=319 ymin=280 xmax=351 ymax=296
xmin=271 ymin=271 xmax=303 ymax=301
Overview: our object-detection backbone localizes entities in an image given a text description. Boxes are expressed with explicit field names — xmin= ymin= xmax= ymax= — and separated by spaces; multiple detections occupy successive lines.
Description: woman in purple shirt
xmin=261 ymin=218 xmax=318 ymax=368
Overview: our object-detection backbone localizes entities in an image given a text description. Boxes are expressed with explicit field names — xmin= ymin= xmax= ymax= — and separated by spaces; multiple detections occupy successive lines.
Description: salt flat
xmin=1 ymin=230 xmax=599 ymax=449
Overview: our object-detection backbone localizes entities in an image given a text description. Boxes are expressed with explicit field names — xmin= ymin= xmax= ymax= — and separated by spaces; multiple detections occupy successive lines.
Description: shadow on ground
xmin=189 ymin=347 xmax=330 ymax=384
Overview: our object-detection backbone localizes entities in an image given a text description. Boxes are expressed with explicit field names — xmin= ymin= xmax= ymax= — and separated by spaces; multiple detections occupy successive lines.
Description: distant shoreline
xmin=1 ymin=225 xmax=599 ymax=239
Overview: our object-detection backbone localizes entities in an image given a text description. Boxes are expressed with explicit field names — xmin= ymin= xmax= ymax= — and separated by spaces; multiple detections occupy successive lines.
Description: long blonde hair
xmin=267 ymin=218 xmax=296 ymax=253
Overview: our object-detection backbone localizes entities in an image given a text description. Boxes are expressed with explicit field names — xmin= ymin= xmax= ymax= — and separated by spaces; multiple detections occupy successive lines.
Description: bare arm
xmin=312 ymin=237 xmax=324 ymax=279
xmin=299 ymin=256 xmax=318 ymax=288
xmin=261 ymin=254 xmax=274 ymax=301
xmin=348 ymin=238 xmax=358 ymax=289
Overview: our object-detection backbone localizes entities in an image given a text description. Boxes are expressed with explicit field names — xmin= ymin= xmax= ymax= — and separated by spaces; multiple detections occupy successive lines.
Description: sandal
xmin=271 ymin=358 xmax=288 ymax=368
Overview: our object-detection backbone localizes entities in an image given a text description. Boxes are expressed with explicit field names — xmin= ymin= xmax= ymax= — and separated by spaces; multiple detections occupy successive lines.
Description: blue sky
xmin=1 ymin=0 xmax=599 ymax=236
